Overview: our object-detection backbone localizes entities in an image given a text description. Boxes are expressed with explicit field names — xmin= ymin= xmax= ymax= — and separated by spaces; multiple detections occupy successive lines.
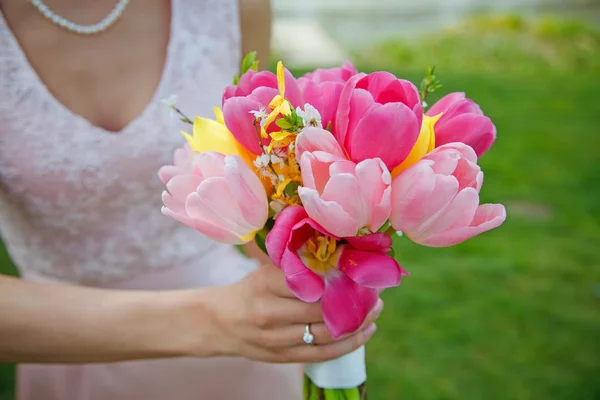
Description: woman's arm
xmin=0 ymin=274 xmax=204 ymax=363
xmin=0 ymin=265 xmax=380 ymax=364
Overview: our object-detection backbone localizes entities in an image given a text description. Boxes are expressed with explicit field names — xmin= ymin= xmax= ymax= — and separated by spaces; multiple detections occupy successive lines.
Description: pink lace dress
xmin=0 ymin=1 xmax=302 ymax=399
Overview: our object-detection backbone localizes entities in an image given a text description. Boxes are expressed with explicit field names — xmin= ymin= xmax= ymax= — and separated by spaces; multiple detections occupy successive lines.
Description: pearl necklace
xmin=30 ymin=0 xmax=130 ymax=35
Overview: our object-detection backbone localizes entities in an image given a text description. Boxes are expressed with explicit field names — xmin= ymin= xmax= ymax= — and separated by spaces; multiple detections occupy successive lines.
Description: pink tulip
xmin=265 ymin=206 xmax=407 ymax=338
xmin=158 ymin=143 xmax=194 ymax=185
xmin=298 ymin=61 xmax=358 ymax=129
xmin=296 ymin=127 xmax=392 ymax=237
xmin=390 ymin=143 xmax=506 ymax=247
xmin=299 ymin=61 xmax=358 ymax=84
xmin=426 ymin=92 xmax=496 ymax=157
xmin=222 ymin=69 xmax=304 ymax=155
xmin=335 ymin=72 xmax=423 ymax=171
xmin=161 ymin=151 xmax=268 ymax=244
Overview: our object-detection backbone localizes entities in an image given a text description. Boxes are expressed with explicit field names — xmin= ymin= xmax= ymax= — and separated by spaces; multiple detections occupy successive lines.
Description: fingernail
xmin=363 ymin=323 xmax=377 ymax=337
xmin=373 ymin=299 xmax=384 ymax=315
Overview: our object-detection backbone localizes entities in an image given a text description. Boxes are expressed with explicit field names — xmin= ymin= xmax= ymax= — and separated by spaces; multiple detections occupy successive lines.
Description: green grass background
xmin=1 ymin=14 xmax=599 ymax=400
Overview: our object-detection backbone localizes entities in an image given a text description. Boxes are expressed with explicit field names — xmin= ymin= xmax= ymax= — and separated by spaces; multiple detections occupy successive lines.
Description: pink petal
xmin=428 ymin=142 xmax=478 ymax=164
xmin=435 ymin=114 xmax=497 ymax=157
xmin=321 ymin=274 xmax=378 ymax=339
xmin=296 ymin=127 xmax=346 ymax=160
xmin=265 ymin=206 xmax=308 ymax=267
xmin=300 ymin=61 xmax=358 ymax=84
xmin=335 ymin=73 xmax=368 ymax=145
xmin=321 ymin=173 xmax=367 ymax=232
xmin=344 ymin=89 xmax=376 ymax=149
xmin=222 ymin=84 xmax=237 ymax=103
xmin=298 ymin=187 xmax=360 ymax=238
xmin=414 ymin=187 xmax=480 ymax=242
xmin=158 ymin=145 xmax=194 ymax=184
xmin=355 ymin=158 xmax=392 ymax=232
xmin=248 ymin=87 xmax=280 ymax=111
xmin=223 ymin=156 xmax=268 ymax=228
xmin=390 ymin=162 xmax=459 ymax=234
xmin=283 ymin=68 xmax=305 ymax=107
xmin=419 ymin=204 xmax=506 ymax=247
xmin=280 ymin=248 xmax=325 ymax=302
xmin=161 ymin=205 xmax=242 ymax=244
xmin=162 ymin=189 xmax=187 ymax=216
xmin=165 ymin=174 xmax=204 ymax=203
xmin=426 ymin=92 xmax=466 ymax=117
xmin=185 ymin=178 xmax=256 ymax=240
xmin=222 ymin=97 xmax=264 ymax=155
xmin=299 ymin=152 xmax=337 ymax=193
xmin=299 ymin=81 xmax=344 ymax=130
xmin=192 ymin=152 xmax=227 ymax=179
xmin=158 ymin=165 xmax=181 ymax=185
xmin=346 ymin=233 xmax=393 ymax=252
xmin=349 ymin=103 xmax=420 ymax=171
xmin=424 ymin=146 xmax=481 ymax=191
xmin=236 ymin=70 xmax=278 ymax=98
xmin=328 ymin=159 xmax=356 ymax=176
xmin=338 ymin=246 xmax=406 ymax=289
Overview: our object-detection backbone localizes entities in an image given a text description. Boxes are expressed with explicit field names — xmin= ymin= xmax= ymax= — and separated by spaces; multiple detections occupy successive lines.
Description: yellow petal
xmin=392 ymin=113 xmax=443 ymax=178
xmin=276 ymin=61 xmax=286 ymax=97
xmin=265 ymin=106 xmax=281 ymax=127
xmin=213 ymin=106 xmax=225 ymax=125
xmin=270 ymin=130 xmax=293 ymax=141
xmin=268 ymin=95 xmax=284 ymax=110
xmin=185 ymin=116 xmax=255 ymax=169
xmin=238 ymin=230 xmax=257 ymax=243
xmin=279 ymin=100 xmax=292 ymax=116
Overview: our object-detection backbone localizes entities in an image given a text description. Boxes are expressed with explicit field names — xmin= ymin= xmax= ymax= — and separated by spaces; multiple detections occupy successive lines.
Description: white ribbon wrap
xmin=304 ymin=346 xmax=366 ymax=389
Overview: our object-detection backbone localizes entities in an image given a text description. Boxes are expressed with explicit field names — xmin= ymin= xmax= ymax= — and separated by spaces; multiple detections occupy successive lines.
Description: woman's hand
xmin=194 ymin=264 xmax=382 ymax=363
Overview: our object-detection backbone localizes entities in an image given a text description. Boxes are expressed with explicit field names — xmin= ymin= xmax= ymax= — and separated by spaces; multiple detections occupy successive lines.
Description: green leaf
xmin=241 ymin=51 xmax=258 ymax=75
xmin=283 ymin=181 xmax=300 ymax=197
xmin=276 ymin=118 xmax=293 ymax=130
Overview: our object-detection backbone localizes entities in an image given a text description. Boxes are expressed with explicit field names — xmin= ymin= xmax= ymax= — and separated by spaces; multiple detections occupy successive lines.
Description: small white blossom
xmin=160 ymin=94 xmax=179 ymax=120
xmin=422 ymin=100 xmax=428 ymax=108
xmin=253 ymin=154 xmax=271 ymax=170
xmin=296 ymin=103 xmax=322 ymax=128
xmin=249 ymin=108 xmax=269 ymax=127
xmin=253 ymin=150 xmax=284 ymax=171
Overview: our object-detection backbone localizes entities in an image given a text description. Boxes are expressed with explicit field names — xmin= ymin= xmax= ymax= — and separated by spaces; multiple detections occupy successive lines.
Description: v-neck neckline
xmin=0 ymin=0 xmax=177 ymax=135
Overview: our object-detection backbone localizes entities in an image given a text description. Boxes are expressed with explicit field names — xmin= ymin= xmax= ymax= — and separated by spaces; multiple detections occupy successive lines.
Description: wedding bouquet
xmin=158 ymin=53 xmax=506 ymax=399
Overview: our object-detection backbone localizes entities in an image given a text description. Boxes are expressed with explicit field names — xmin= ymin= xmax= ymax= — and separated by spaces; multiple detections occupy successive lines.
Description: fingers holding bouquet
xmin=208 ymin=263 xmax=382 ymax=363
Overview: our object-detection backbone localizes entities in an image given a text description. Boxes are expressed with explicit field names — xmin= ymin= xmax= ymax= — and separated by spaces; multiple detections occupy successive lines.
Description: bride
xmin=0 ymin=0 xmax=381 ymax=399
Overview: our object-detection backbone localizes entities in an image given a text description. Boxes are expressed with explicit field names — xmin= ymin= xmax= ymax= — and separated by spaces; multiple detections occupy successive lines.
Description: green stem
xmin=304 ymin=375 xmax=368 ymax=400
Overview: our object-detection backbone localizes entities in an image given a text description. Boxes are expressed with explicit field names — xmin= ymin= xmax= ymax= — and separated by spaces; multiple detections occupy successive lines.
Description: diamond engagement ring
xmin=303 ymin=324 xmax=315 ymax=345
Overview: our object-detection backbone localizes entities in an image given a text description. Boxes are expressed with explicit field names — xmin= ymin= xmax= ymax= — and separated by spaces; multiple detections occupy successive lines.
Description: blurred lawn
xmin=1 ymin=14 xmax=599 ymax=400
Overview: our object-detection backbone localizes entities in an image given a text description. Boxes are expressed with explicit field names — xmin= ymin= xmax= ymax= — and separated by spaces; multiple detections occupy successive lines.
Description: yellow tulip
xmin=392 ymin=113 xmax=442 ymax=178
xmin=181 ymin=114 xmax=255 ymax=170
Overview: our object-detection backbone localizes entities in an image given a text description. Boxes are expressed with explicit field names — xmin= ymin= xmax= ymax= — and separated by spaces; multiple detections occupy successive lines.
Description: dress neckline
xmin=0 ymin=0 xmax=177 ymax=135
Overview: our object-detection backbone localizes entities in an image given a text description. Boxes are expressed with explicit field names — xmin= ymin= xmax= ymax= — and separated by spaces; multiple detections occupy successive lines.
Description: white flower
xmin=253 ymin=152 xmax=285 ymax=171
xmin=296 ymin=104 xmax=322 ymax=128
xmin=160 ymin=94 xmax=179 ymax=120
xmin=249 ymin=108 xmax=269 ymax=127
xmin=253 ymin=154 xmax=271 ymax=170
